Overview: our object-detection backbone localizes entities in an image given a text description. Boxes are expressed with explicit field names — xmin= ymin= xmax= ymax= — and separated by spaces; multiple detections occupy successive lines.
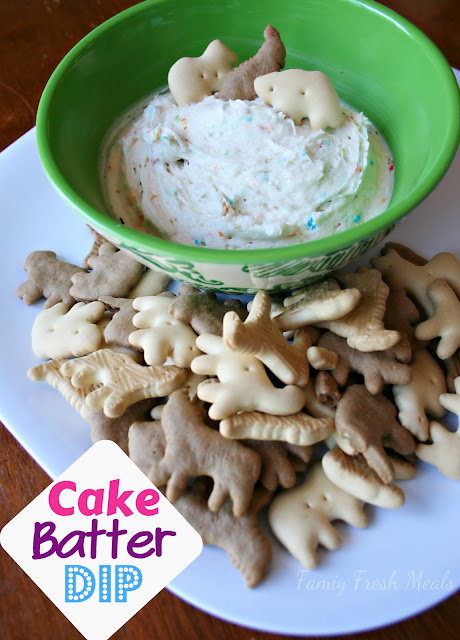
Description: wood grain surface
xmin=1 ymin=2 xmax=459 ymax=639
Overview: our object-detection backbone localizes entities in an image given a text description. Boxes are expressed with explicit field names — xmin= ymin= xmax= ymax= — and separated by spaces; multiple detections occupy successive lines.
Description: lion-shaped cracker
xmin=335 ymin=384 xmax=415 ymax=484
xmin=268 ymin=462 xmax=368 ymax=569
xmin=223 ymin=290 xmax=310 ymax=387
xmin=322 ymin=448 xmax=405 ymax=509
xmin=217 ymin=25 xmax=286 ymax=101
xmin=191 ymin=334 xmax=305 ymax=420
xmin=392 ymin=348 xmax=447 ymax=441
xmin=174 ymin=478 xmax=273 ymax=588
xmin=255 ymin=69 xmax=342 ymax=130
xmin=70 ymin=243 xmax=143 ymax=301
xmin=168 ymin=284 xmax=248 ymax=336
xmin=17 ymin=250 xmax=86 ymax=309
xmin=31 ymin=301 xmax=105 ymax=360
xmin=168 ymin=40 xmax=237 ymax=106
xmin=416 ymin=376 xmax=460 ymax=481
xmin=129 ymin=295 xmax=201 ymax=367
xmin=60 ymin=348 xmax=188 ymax=418
xmin=148 ymin=389 xmax=261 ymax=517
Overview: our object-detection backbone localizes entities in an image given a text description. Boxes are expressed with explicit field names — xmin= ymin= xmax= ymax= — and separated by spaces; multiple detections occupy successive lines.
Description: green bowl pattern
xmin=36 ymin=0 xmax=460 ymax=293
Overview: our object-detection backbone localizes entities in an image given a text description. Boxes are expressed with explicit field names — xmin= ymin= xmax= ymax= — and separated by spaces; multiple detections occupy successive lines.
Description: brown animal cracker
xmin=192 ymin=334 xmax=305 ymax=420
xmin=128 ymin=418 xmax=166 ymax=475
xmin=223 ymin=290 xmax=310 ymax=387
xmin=17 ymin=250 xmax=86 ymax=309
xmin=216 ymin=25 xmax=285 ymax=101
xmin=241 ymin=440 xmax=300 ymax=491
xmin=99 ymin=296 xmax=139 ymax=350
xmin=318 ymin=331 xmax=412 ymax=395
xmin=83 ymin=226 xmax=107 ymax=269
xmin=317 ymin=267 xmax=400 ymax=352
xmin=335 ymin=384 xmax=416 ymax=484
xmin=174 ymin=479 xmax=273 ymax=588
xmin=303 ymin=378 xmax=336 ymax=420
xmin=392 ymin=348 xmax=447 ymax=441
xmin=315 ymin=371 xmax=341 ymax=407
xmin=268 ymin=462 xmax=368 ymax=569
xmin=61 ymin=348 xmax=188 ymax=418
xmin=275 ymin=279 xmax=361 ymax=331
xmin=220 ymin=410 xmax=334 ymax=446
xmin=322 ymin=448 xmax=405 ymax=509
xmin=445 ymin=350 xmax=460 ymax=393
xmin=87 ymin=398 xmax=158 ymax=454
xmin=384 ymin=289 xmax=423 ymax=363
xmin=148 ymin=390 xmax=261 ymax=516
xmin=168 ymin=284 xmax=248 ymax=336
xmin=70 ymin=243 xmax=143 ymax=301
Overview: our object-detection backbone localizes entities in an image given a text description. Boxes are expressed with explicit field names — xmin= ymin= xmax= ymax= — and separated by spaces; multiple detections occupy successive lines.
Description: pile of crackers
xmin=17 ymin=230 xmax=460 ymax=587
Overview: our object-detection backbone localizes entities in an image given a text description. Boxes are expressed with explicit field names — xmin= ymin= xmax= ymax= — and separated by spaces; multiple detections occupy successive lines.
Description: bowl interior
xmin=37 ymin=0 xmax=460 ymax=262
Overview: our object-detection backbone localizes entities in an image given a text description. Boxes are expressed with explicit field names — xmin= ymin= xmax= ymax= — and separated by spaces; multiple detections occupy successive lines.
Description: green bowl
xmin=36 ymin=0 xmax=460 ymax=294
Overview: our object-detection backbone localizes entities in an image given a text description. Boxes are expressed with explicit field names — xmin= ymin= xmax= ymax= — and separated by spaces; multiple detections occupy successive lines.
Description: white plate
xmin=1 ymin=72 xmax=460 ymax=635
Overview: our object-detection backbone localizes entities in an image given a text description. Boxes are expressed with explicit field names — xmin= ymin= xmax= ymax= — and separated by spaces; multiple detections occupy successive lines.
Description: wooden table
xmin=1 ymin=2 xmax=459 ymax=639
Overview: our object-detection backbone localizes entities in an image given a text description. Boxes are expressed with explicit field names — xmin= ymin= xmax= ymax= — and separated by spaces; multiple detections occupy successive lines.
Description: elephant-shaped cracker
xmin=335 ymin=384 xmax=415 ymax=484
xmin=217 ymin=25 xmax=286 ymax=101
xmin=168 ymin=40 xmax=237 ymax=106
xmin=255 ymin=69 xmax=342 ymax=129
xmin=16 ymin=250 xmax=86 ymax=309
xmin=268 ymin=462 xmax=368 ymax=569
xmin=129 ymin=295 xmax=201 ymax=367
xmin=191 ymin=334 xmax=305 ymax=420
xmin=148 ymin=390 xmax=261 ymax=517
xmin=60 ymin=348 xmax=188 ymax=418
xmin=70 ymin=242 xmax=143 ymax=301
xmin=223 ymin=290 xmax=310 ymax=387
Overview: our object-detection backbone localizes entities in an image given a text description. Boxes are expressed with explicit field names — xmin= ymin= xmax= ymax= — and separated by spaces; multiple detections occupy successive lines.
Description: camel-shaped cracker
xmin=191 ymin=334 xmax=305 ymax=420
xmin=60 ymin=349 xmax=188 ymax=418
xmin=16 ymin=250 xmax=86 ymax=309
xmin=220 ymin=410 xmax=334 ymax=447
xmin=335 ymin=384 xmax=415 ymax=484
xmin=28 ymin=358 xmax=95 ymax=420
xmin=318 ymin=331 xmax=412 ymax=395
xmin=168 ymin=40 xmax=237 ymax=106
xmin=392 ymin=348 xmax=447 ymax=441
xmin=275 ymin=278 xmax=361 ymax=331
xmin=268 ymin=462 xmax=368 ymax=569
xmin=129 ymin=295 xmax=201 ymax=367
xmin=174 ymin=479 xmax=273 ymax=588
xmin=217 ymin=25 xmax=286 ymax=101
xmin=168 ymin=284 xmax=248 ymax=335
xmin=255 ymin=69 xmax=342 ymax=130
xmin=416 ymin=376 xmax=460 ymax=480
xmin=31 ymin=301 xmax=105 ymax=360
xmin=316 ymin=267 xmax=400 ymax=352
xmin=322 ymin=448 xmax=405 ymax=509
xmin=148 ymin=390 xmax=261 ymax=516
xmin=223 ymin=290 xmax=310 ymax=387
xmin=372 ymin=247 xmax=460 ymax=359
xmin=70 ymin=242 xmax=143 ymax=301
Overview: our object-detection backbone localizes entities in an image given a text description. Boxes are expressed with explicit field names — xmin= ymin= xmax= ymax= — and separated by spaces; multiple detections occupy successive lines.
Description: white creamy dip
xmin=102 ymin=92 xmax=393 ymax=249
